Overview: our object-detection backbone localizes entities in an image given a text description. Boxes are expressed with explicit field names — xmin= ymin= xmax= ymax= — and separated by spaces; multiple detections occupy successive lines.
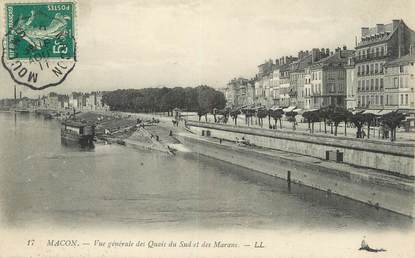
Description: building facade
xmin=309 ymin=47 xmax=354 ymax=109
xmin=355 ymin=19 xmax=415 ymax=109
xmin=384 ymin=53 xmax=415 ymax=109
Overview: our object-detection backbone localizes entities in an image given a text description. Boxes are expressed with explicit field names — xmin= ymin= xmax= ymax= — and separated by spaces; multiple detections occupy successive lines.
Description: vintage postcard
xmin=0 ymin=0 xmax=414 ymax=257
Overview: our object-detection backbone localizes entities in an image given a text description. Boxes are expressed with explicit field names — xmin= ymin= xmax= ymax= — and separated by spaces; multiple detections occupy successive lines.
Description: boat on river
xmin=61 ymin=120 xmax=95 ymax=146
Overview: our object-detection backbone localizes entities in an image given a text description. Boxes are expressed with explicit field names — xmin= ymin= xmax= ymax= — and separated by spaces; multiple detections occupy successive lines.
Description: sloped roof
xmin=290 ymin=54 xmax=312 ymax=72
xmin=311 ymin=50 xmax=354 ymax=69
xmin=386 ymin=54 xmax=415 ymax=67
xmin=356 ymin=20 xmax=414 ymax=48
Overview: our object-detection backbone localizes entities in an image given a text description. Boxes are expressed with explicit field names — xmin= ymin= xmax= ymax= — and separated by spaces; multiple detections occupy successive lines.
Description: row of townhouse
xmin=225 ymin=19 xmax=415 ymax=113
xmin=39 ymin=91 xmax=109 ymax=111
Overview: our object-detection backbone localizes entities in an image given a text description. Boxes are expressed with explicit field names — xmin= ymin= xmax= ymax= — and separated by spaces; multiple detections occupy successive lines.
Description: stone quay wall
xmin=186 ymin=121 xmax=414 ymax=178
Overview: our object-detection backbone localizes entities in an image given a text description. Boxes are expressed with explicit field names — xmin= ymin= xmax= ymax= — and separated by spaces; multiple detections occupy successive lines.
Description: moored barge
xmin=61 ymin=120 xmax=95 ymax=145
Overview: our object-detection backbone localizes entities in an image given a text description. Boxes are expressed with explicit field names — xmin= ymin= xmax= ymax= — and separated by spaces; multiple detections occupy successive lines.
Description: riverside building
xmin=355 ymin=19 xmax=415 ymax=109
xmin=309 ymin=47 xmax=354 ymax=109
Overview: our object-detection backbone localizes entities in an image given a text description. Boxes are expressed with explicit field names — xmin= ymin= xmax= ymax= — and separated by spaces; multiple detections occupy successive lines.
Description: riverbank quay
xmin=70 ymin=111 xmax=180 ymax=153
xmin=176 ymin=132 xmax=415 ymax=217
xmin=185 ymin=121 xmax=414 ymax=179
xmin=183 ymin=112 xmax=415 ymax=143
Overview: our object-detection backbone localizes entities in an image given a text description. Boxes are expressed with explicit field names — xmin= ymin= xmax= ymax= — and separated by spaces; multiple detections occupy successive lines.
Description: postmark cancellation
xmin=2 ymin=1 xmax=76 ymax=90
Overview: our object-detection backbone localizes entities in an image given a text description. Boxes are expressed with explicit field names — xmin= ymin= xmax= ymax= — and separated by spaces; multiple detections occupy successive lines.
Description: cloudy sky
xmin=0 ymin=0 xmax=414 ymax=98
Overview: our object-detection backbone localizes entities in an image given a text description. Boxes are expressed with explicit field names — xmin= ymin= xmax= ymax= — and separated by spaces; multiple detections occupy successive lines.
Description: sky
xmin=0 ymin=0 xmax=414 ymax=98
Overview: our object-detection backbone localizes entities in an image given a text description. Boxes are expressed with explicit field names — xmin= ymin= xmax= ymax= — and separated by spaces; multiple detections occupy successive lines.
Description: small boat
xmin=15 ymin=109 xmax=30 ymax=113
xmin=44 ymin=113 xmax=54 ymax=120
xmin=116 ymin=139 xmax=126 ymax=145
xmin=61 ymin=120 xmax=95 ymax=146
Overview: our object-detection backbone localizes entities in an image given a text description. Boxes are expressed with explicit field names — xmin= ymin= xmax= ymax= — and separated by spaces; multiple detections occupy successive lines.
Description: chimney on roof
xmin=376 ymin=24 xmax=385 ymax=34
xmin=275 ymin=59 xmax=279 ymax=66
xmin=325 ymin=48 xmax=330 ymax=57
xmin=335 ymin=47 xmax=341 ymax=53
xmin=392 ymin=19 xmax=400 ymax=30
xmin=361 ymin=27 xmax=369 ymax=38
xmin=298 ymin=50 xmax=304 ymax=59
xmin=343 ymin=45 xmax=347 ymax=50
xmin=311 ymin=48 xmax=321 ymax=63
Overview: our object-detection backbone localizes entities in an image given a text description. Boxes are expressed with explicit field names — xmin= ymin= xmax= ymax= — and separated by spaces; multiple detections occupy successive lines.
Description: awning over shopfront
xmin=292 ymin=108 xmax=303 ymax=114
xmin=362 ymin=109 xmax=382 ymax=115
xmin=283 ymin=106 xmax=296 ymax=112
xmin=270 ymin=105 xmax=282 ymax=111
xmin=351 ymin=110 xmax=365 ymax=115
xmin=377 ymin=109 xmax=395 ymax=116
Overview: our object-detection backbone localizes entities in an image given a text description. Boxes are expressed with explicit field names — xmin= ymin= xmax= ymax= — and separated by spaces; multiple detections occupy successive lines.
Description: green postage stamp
xmin=2 ymin=1 xmax=76 ymax=90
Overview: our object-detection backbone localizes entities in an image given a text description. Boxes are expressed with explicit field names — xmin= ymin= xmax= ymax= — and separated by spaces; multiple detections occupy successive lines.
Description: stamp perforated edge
xmin=1 ymin=0 xmax=79 ymax=90
xmin=2 ymin=0 xmax=78 ymax=60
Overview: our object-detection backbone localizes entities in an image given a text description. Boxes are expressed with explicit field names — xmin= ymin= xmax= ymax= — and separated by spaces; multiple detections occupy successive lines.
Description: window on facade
xmin=380 ymin=95 xmax=383 ymax=105
xmin=386 ymin=95 xmax=389 ymax=105
xmin=375 ymin=95 xmax=378 ymax=105
xmin=400 ymin=65 xmax=404 ymax=73
xmin=394 ymin=77 xmax=398 ymax=87
xmin=358 ymin=80 xmax=361 ymax=91
xmin=361 ymin=96 xmax=365 ymax=106
xmin=405 ymin=94 xmax=408 ymax=105
xmin=366 ymin=80 xmax=370 ymax=91
xmin=366 ymin=65 xmax=370 ymax=75
xmin=375 ymin=63 xmax=378 ymax=73
xmin=370 ymin=79 xmax=374 ymax=90
xmin=375 ymin=78 xmax=379 ymax=90
xmin=401 ymin=94 xmax=404 ymax=104
xmin=370 ymin=64 xmax=374 ymax=74
xmin=400 ymin=77 xmax=404 ymax=88
xmin=380 ymin=63 xmax=384 ymax=74
xmin=380 ymin=46 xmax=384 ymax=56
xmin=358 ymin=66 xmax=361 ymax=76
xmin=380 ymin=78 xmax=383 ymax=89
xmin=376 ymin=47 xmax=379 ymax=57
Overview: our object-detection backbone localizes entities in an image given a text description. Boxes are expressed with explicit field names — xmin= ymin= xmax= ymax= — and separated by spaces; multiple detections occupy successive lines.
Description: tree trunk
xmin=367 ymin=125 xmax=370 ymax=139
xmin=344 ymin=121 xmax=347 ymax=136
xmin=324 ymin=119 xmax=327 ymax=134
xmin=334 ymin=124 xmax=338 ymax=136
xmin=279 ymin=119 xmax=282 ymax=129
xmin=311 ymin=122 xmax=314 ymax=133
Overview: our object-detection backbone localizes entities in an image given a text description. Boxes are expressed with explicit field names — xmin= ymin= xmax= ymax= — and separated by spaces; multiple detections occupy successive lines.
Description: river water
xmin=0 ymin=112 xmax=411 ymax=231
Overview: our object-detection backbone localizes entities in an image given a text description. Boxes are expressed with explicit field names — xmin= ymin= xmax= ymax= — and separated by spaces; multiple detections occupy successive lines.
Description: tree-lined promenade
xmin=101 ymin=86 xmax=410 ymax=142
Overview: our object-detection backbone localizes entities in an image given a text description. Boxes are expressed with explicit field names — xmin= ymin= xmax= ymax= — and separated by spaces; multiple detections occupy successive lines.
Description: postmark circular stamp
xmin=2 ymin=1 xmax=76 ymax=90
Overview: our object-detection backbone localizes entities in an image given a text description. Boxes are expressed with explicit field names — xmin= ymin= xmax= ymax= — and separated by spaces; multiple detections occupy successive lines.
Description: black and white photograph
xmin=0 ymin=0 xmax=414 ymax=257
